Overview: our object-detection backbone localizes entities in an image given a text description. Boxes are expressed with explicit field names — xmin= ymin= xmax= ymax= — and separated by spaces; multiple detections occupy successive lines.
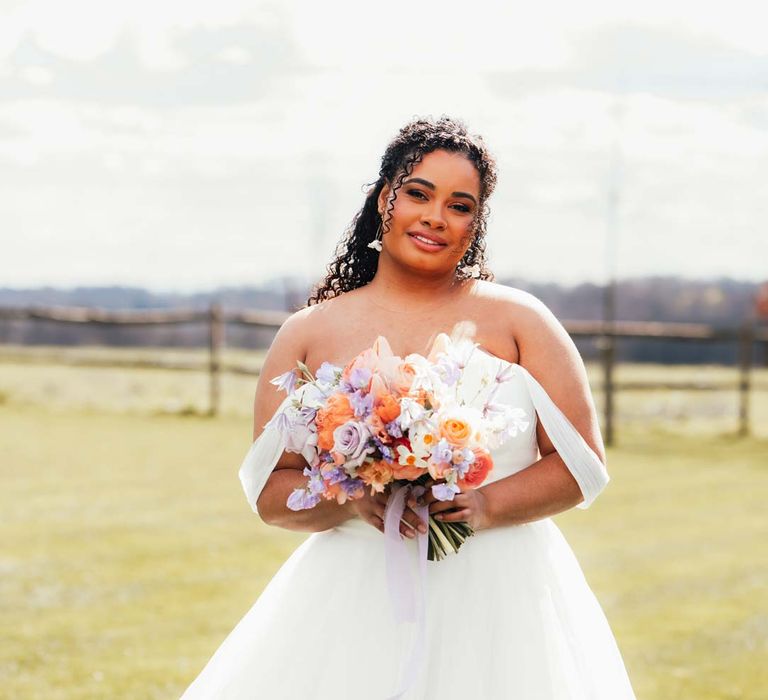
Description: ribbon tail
xmin=384 ymin=485 xmax=430 ymax=700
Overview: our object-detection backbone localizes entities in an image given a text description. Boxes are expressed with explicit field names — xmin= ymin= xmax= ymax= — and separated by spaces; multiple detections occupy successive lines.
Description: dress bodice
xmin=460 ymin=348 xmax=540 ymax=485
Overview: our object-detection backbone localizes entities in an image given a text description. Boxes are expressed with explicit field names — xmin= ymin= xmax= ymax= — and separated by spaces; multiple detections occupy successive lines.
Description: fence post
xmin=600 ymin=324 xmax=616 ymax=447
xmin=737 ymin=321 xmax=753 ymax=437
xmin=208 ymin=303 xmax=223 ymax=416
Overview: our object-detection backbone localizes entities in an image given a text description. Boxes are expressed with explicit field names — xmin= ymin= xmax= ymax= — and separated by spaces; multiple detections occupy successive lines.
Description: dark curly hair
xmin=305 ymin=115 xmax=498 ymax=306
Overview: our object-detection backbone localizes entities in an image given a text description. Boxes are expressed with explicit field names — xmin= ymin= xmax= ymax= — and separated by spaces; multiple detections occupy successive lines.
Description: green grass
xmin=0 ymin=350 xmax=766 ymax=698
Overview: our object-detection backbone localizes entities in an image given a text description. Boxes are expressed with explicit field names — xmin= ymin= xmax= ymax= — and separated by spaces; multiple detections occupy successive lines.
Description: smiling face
xmin=376 ymin=149 xmax=481 ymax=277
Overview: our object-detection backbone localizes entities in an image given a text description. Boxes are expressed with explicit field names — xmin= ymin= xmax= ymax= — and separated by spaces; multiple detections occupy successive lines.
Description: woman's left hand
xmin=410 ymin=484 xmax=492 ymax=532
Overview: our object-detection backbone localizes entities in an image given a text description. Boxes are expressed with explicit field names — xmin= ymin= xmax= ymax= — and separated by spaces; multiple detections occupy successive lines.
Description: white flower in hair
xmin=368 ymin=239 xmax=383 ymax=252
xmin=460 ymin=263 xmax=481 ymax=278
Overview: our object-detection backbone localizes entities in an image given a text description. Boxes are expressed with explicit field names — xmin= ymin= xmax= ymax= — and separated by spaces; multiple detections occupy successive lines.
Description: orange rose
xmin=439 ymin=415 xmax=473 ymax=447
xmin=375 ymin=393 xmax=401 ymax=423
xmin=457 ymin=448 xmax=493 ymax=490
xmin=316 ymin=393 xmax=354 ymax=451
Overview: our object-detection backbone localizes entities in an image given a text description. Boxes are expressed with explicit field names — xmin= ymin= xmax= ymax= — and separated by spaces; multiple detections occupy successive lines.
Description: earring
xmin=368 ymin=213 xmax=383 ymax=252
xmin=460 ymin=263 xmax=481 ymax=278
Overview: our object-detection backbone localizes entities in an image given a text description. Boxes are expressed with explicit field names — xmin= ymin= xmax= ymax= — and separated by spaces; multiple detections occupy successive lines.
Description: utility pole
xmin=601 ymin=94 xmax=625 ymax=447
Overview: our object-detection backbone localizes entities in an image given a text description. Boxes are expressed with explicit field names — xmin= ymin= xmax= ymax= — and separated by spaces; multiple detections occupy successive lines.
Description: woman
xmin=180 ymin=116 xmax=637 ymax=699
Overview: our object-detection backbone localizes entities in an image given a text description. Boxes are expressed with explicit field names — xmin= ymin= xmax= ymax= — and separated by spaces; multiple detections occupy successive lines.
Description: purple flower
xmin=372 ymin=437 xmax=394 ymax=463
xmin=432 ymin=482 xmax=461 ymax=501
xmin=349 ymin=390 xmax=374 ymax=418
xmin=385 ymin=419 xmax=403 ymax=438
xmin=321 ymin=465 xmax=348 ymax=485
xmin=495 ymin=363 xmax=517 ymax=384
xmin=332 ymin=420 xmax=375 ymax=468
xmin=341 ymin=478 xmax=365 ymax=499
xmin=316 ymin=362 xmax=340 ymax=385
xmin=304 ymin=466 xmax=327 ymax=496
xmin=349 ymin=366 xmax=372 ymax=391
xmin=434 ymin=438 xmax=453 ymax=464
xmin=270 ymin=369 xmax=297 ymax=394
xmin=287 ymin=488 xmax=321 ymax=511
xmin=266 ymin=408 xmax=292 ymax=434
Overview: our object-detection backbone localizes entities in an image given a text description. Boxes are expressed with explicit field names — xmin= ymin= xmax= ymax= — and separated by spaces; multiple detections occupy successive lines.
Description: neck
xmin=366 ymin=256 xmax=469 ymax=308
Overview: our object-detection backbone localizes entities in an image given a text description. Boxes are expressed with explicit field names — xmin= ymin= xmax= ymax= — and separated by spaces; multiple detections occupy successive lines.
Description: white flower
xmin=396 ymin=444 xmax=429 ymax=470
xmin=460 ymin=263 xmax=481 ymax=278
xmin=368 ymin=239 xmax=383 ymax=252
xmin=409 ymin=420 xmax=440 ymax=458
xmin=397 ymin=397 xmax=428 ymax=431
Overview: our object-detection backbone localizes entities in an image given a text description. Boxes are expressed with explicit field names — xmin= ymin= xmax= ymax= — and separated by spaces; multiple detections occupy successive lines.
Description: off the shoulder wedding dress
xmin=180 ymin=346 xmax=637 ymax=699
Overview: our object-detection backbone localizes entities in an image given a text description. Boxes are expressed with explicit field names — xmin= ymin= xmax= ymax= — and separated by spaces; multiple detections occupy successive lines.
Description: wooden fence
xmin=1 ymin=304 xmax=767 ymax=444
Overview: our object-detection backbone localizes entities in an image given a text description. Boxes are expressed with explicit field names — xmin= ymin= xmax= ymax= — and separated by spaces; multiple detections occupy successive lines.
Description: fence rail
xmin=1 ymin=304 xmax=766 ymax=443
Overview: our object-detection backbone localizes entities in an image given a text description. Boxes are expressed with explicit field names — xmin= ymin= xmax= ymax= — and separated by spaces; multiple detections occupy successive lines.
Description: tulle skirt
xmin=180 ymin=517 xmax=636 ymax=699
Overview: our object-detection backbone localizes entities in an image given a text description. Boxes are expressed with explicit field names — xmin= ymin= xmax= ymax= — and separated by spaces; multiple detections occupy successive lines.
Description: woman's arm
xmin=251 ymin=308 xmax=357 ymax=532
xmin=480 ymin=292 xmax=607 ymax=526
xmin=426 ymin=292 xmax=607 ymax=530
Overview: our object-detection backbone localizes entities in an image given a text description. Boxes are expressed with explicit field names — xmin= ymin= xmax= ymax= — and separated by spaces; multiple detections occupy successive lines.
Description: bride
xmin=180 ymin=115 xmax=637 ymax=699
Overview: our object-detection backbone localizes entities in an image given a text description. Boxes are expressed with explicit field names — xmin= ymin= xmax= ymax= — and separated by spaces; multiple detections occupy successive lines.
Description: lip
xmin=406 ymin=230 xmax=447 ymax=246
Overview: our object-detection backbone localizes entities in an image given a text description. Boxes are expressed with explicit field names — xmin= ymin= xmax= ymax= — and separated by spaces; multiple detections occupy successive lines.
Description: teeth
xmin=413 ymin=234 xmax=443 ymax=246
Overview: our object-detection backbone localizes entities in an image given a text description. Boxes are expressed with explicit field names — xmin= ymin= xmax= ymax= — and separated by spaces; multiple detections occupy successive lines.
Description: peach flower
xmin=439 ymin=414 xmax=473 ymax=448
xmin=357 ymin=459 xmax=394 ymax=494
xmin=457 ymin=448 xmax=494 ymax=490
xmin=342 ymin=336 xmax=402 ymax=385
xmin=316 ymin=393 xmax=355 ymax=451
xmin=391 ymin=361 xmax=417 ymax=396
xmin=375 ymin=393 xmax=401 ymax=424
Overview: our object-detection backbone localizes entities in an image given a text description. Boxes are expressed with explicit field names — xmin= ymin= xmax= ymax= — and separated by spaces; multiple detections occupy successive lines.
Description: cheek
xmin=389 ymin=197 xmax=420 ymax=224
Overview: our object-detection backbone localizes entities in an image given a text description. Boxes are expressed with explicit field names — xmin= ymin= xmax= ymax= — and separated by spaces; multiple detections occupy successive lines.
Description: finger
xmin=401 ymin=509 xmax=428 ymax=533
xmin=434 ymin=508 xmax=470 ymax=522
xmin=428 ymin=500 xmax=461 ymax=515
xmin=399 ymin=520 xmax=417 ymax=538
xmin=368 ymin=514 xmax=384 ymax=533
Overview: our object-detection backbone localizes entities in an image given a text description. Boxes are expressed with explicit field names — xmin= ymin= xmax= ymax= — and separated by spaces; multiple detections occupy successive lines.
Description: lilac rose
xmin=332 ymin=420 xmax=375 ymax=468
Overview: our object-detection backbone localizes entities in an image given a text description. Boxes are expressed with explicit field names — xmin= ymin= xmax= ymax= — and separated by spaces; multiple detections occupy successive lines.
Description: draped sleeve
xmin=238 ymin=394 xmax=293 ymax=518
xmin=515 ymin=363 xmax=610 ymax=509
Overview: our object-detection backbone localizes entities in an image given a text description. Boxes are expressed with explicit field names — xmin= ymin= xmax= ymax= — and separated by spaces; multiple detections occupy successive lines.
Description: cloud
xmin=2 ymin=19 xmax=306 ymax=107
xmin=487 ymin=22 xmax=768 ymax=101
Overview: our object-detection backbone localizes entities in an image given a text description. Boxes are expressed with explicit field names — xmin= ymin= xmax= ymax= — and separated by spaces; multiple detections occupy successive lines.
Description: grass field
xmin=1 ymin=349 xmax=767 ymax=699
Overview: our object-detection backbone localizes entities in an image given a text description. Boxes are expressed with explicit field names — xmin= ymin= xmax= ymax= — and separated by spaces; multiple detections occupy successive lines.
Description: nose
xmin=421 ymin=201 xmax=447 ymax=229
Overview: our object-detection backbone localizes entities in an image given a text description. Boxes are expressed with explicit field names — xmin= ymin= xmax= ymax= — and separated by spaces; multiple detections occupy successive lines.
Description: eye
xmin=407 ymin=188 xmax=427 ymax=200
xmin=452 ymin=203 xmax=471 ymax=213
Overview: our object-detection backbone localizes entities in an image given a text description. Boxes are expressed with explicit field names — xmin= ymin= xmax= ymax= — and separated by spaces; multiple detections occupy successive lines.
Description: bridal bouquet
xmin=266 ymin=333 xmax=529 ymax=560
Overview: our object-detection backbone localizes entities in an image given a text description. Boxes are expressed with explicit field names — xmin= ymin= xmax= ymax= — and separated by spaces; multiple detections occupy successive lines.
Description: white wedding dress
xmin=180 ymin=348 xmax=637 ymax=699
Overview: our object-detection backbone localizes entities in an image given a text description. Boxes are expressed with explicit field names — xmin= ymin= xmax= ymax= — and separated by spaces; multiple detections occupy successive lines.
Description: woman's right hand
xmin=350 ymin=486 xmax=429 ymax=539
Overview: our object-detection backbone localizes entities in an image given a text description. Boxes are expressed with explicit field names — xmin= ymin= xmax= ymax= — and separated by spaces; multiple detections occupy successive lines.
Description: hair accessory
xmin=460 ymin=263 xmax=481 ymax=278
xmin=368 ymin=222 xmax=383 ymax=252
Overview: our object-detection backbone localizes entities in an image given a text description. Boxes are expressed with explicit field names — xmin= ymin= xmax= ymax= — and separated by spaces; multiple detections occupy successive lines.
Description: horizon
xmin=0 ymin=271 xmax=764 ymax=298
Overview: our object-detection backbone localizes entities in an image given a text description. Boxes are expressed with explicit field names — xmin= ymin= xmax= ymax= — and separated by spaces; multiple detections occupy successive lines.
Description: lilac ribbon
xmin=383 ymin=482 xmax=429 ymax=700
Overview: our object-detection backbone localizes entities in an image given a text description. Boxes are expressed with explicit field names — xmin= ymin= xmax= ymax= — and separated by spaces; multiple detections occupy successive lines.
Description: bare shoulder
xmin=475 ymin=280 xmax=606 ymax=465
xmin=473 ymin=280 xmax=568 ymax=352
xmin=252 ymin=300 xmax=329 ymax=442
xmin=474 ymin=279 xmax=555 ymax=320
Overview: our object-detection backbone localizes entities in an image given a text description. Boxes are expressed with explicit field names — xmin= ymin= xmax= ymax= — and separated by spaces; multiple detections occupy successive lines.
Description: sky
xmin=1 ymin=0 xmax=766 ymax=291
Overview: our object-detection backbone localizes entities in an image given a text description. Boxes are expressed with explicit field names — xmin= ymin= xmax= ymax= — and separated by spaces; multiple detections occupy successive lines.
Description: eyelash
xmin=406 ymin=189 xmax=471 ymax=213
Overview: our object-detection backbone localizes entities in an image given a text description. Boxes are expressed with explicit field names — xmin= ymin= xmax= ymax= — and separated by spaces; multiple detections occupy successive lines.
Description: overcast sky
xmin=1 ymin=0 xmax=766 ymax=291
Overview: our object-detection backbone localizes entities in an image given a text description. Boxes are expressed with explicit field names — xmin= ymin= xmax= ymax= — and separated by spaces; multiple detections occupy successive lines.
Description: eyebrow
xmin=402 ymin=177 xmax=478 ymax=206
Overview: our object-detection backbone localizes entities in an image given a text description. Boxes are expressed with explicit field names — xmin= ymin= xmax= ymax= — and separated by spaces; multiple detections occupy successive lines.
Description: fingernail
xmin=407 ymin=499 xmax=416 ymax=508
xmin=418 ymin=523 xmax=427 ymax=534
xmin=405 ymin=529 xmax=415 ymax=538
